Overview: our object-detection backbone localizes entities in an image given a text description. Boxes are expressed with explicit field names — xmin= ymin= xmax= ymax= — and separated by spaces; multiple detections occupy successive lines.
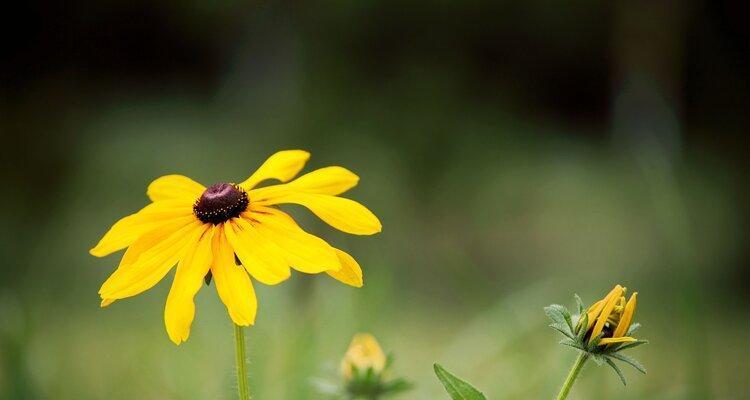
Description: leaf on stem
xmin=433 ymin=364 xmax=487 ymax=400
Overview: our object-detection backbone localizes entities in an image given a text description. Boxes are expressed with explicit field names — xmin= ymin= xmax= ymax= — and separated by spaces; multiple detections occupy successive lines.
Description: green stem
xmin=234 ymin=324 xmax=250 ymax=400
xmin=555 ymin=352 xmax=588 ymax=400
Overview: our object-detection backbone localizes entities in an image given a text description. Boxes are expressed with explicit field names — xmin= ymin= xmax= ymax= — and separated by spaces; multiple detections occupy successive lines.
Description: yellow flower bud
xmin=340 ymin=333 xmax=387 ymax=380
xmin=578 ymin=284 xmax=639 ymax=346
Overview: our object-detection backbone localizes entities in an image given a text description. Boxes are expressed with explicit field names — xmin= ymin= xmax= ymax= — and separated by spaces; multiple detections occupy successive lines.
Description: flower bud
xmin=577 ymin=284 xmax=638 ymax=346
xmin=340 ymin=333 xmax=387 ymax=380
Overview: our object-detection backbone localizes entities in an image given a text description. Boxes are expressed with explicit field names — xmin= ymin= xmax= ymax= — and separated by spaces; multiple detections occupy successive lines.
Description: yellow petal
xmin=90 ymin=200 xmax=194 ymax=257
xmin=98 ymin=220 xmax=205 ymax=300
xmin=99 ymin=216 xmax=197 ymax=310
xmin=224 ymin=218 xmax=290 ymax=285
xmin=612 ymin=292 xmax=637 ymax=338
xmin=238 ymin=150 xmax=310 ymax=190
xmin=590 ymin=285 xmax=624 ymax=340
xmin=147 ymin=174 xmax=205 ymax=202
xmin=248 ymin=208 xmax=341 ymax=273
xmin=164 ymin=227 xmax=214 ymax=345
xmin=326 ymin=248 xmax=363 ymax=287
xmin=599 ymin=336 xmax=638 ymax=345
xmin=247 ymin=184 xmax=294 ymax=203
xmin=211 ymin=226 xmax=257 ymax=326
xmin=260 ymin=193 xmax=381 ymax=235
xmin=584 ymin=299 xmax=606 ymax=331
xmin=286 ymin=166 xmax=359 ymax=195
xmin=585 ymin=285 xmax=626 ymax=331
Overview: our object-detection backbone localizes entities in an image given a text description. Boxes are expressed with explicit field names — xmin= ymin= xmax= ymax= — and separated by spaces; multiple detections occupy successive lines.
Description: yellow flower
xmin=340 ymin=333 xmax=387 ymax=380
xmin=90 ymin=150 xmax=381 ymax=344
xmin=578 ymin=284 xmax=638 ymax=346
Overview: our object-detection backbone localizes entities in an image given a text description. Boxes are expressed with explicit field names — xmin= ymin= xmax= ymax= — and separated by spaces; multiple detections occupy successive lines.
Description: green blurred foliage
xmin=2 ymin=1 xmax=749 ymax=399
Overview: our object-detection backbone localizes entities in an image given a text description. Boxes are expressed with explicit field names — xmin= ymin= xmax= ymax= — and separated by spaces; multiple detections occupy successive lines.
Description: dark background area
xmin=2 ymin=1 xmax=749 ymax=399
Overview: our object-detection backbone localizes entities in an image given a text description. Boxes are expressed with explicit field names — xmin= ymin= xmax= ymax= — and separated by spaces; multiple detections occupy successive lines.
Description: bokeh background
xmin=2 ymin=1 xmax=749 ymax=399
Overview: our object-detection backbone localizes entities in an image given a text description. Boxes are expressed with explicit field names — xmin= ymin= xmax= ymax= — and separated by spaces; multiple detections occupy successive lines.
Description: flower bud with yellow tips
xmin=317 ymin=333 xmax=411 ymax=400
xmin=340 ymin=333 xmax=387 ymax=380
xmin=546 ymin=284 xmax=647 ymax=397
xmin=576 ymin=285 xmax=639 ymax=347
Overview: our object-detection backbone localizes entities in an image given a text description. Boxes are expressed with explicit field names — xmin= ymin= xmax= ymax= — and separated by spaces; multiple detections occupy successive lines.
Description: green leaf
xmin=605 ymin=357 xmax=628 ymax=386
xmin=608 ymin=353 xmax=647 ymax=374
xmin=433 ymin=364 xmax=487 ymax=400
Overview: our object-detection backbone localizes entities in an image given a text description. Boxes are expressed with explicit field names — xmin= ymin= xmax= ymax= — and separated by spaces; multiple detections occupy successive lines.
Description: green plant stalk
xmin=234 ymin=324 xmax=250 ymax=400
xmin=555 ymin=352 xmax=589 ymax=400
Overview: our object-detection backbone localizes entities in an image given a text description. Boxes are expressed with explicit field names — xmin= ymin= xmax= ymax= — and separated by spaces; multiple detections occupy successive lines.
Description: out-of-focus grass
xmin=0 ymin=95 xmax=746 ymax=399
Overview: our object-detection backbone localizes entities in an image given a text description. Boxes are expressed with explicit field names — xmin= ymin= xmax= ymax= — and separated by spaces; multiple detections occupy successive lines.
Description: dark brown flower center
xmin=193 ymin=182 xmax=249 ymax=224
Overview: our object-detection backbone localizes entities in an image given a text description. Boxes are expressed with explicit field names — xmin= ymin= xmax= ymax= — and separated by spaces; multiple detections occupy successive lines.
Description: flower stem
xmin=555 ymin=352 xmax=589 ymax=400
xmin=234 ymin=324 xmax=250 ymax=400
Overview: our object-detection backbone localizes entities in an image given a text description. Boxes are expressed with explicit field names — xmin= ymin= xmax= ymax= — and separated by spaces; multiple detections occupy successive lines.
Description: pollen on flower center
xmin=193 ymin=182 xmax=249 ymax=224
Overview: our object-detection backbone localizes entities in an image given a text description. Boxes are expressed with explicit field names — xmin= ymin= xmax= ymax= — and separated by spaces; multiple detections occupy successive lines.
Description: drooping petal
xmin=247 ymin=208 xmax=341 ymax=273
xmin=147 ymin=174 xmax=205 ymax=202
xmin=326 ymin=248 xmax=363 ymax=287
xmin=211 ymin=225 xmax=257 ymax=326
xmin=90 ymin=200 xmax=195 ymax=257
xmin=590 ymin=285 xmax=624 ymax=340
xmin=257 ymin=193 xmax=381 ymax=235
xmin=224 ymin=218 xmax=290 ymax=285
xmin=99 ymin=220 xmax=205 ymax=301
xmin=238 ymin=150 xmax=310 ymax=190
xmin=612 ymin=292 xmax=637 ymax=338
xmin=286 ymin=166 xmax=359 ymax=196
xmin=164 ymin=226 xmax=214 ymax=345
xmin=598 ymin=336 xmax=638 ymax=345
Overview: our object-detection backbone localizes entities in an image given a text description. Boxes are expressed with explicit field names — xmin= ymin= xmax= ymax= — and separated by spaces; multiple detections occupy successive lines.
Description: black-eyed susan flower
xmin=546 ymin=285 xmax=647 ymax=399
xmin=90 ymin=150 xmax=381 ymax=345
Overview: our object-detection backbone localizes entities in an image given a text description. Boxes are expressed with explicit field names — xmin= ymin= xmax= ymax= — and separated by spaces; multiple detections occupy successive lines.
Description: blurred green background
xmin=2 ymin=1 xmax=749 ymax=399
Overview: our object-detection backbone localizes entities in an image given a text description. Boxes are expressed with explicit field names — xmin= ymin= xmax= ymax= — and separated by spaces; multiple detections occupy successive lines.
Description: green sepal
xmin=591 ymin=354 xmax=605 ymax=366
xmin=604 ymin=357 xmax=628 ymax=386
xmin=586 ymin=333 xmax=604 ymax=352
xmin=545 ymin=304 xmax=575 ymax=338
xmin=549 ymin=322 xmax=575 ymax=340
xmin=574 ymin=294 xmax=584 ymax=315
xmin=627 ymin=323 xmax=641 ymax=336
xmin=559 ymin=338 xmax=586 ymax=351
xmin=576 ymin=313 xmax=588 ymax=342
xmin=545 ymin=304 xmax=573 ymax=331
xmin=608 ymin=352 xmax=647 ymax=374
xmin=614 ymin=340 xmax=648 ymax=352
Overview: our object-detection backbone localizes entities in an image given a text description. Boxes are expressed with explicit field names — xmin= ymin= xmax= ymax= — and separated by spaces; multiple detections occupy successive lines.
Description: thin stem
xmin=234 ymin=324 xmax=250 ymax=400
xmin=555 ymin=352 xmax=589 ymax=400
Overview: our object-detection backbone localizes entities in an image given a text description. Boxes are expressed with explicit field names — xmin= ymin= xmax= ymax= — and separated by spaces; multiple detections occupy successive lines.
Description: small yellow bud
xmin=340 ymin=333 xmax=387 ymax=380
